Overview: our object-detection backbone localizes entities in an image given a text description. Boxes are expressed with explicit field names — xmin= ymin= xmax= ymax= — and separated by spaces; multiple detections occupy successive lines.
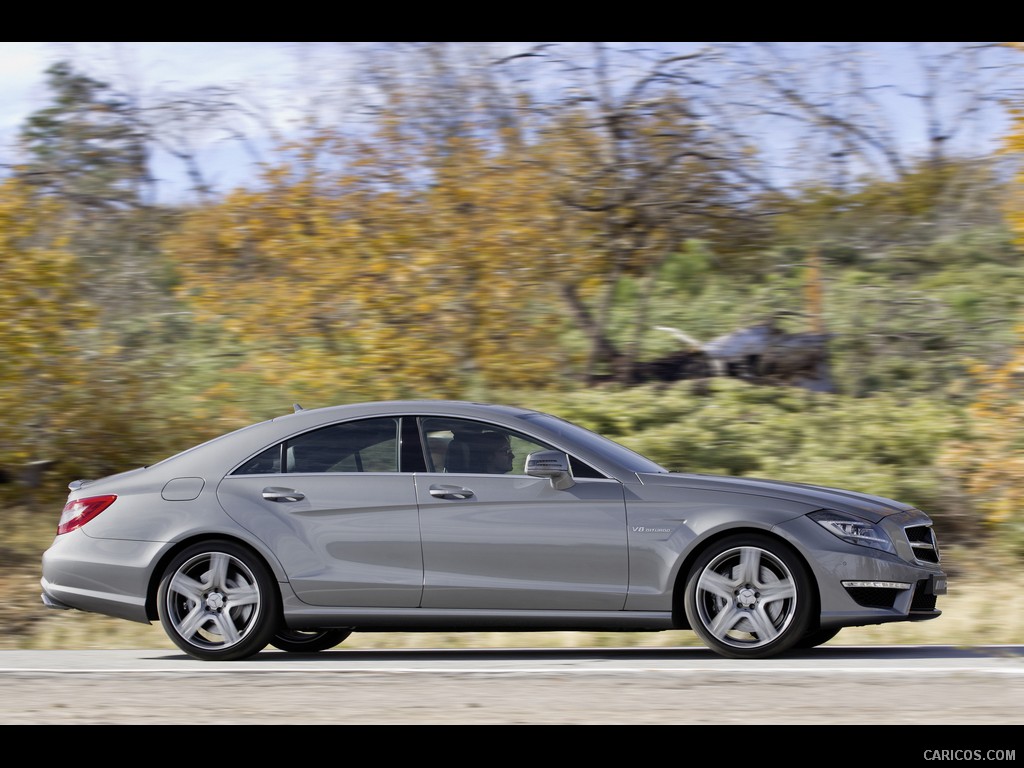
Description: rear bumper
xmin=40 ymin=590 xmax=74 ymax=611
xmin=40 ymin=531 xmax=169 ymax=624
xmin=39 ymin=574 xmax=151 ymax=623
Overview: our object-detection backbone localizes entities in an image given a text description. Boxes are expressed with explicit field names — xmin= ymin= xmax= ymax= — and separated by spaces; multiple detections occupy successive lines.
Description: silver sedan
xmin=41 ymin=400 xmax=947 ymax=660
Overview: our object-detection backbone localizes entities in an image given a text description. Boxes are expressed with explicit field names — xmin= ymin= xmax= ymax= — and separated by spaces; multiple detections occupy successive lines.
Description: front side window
xmin=421 ymin=418 xmax=550 ymax=475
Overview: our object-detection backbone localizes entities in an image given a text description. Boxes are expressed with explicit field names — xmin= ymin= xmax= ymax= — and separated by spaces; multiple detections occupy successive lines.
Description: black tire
xmin=683 ymin=533 xmax=813 ymax=660
xmin=270 ymin=628 xmax=353 ymax=653
xmin=794 ymin=626 xmax=842 ymax=649
xmin=157 ymin=540 xmax=280 ymax=661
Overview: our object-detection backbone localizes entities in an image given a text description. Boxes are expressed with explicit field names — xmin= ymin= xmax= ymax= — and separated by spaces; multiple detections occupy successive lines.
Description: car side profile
xmin=40 ymin=400 xmax=947 ymax=660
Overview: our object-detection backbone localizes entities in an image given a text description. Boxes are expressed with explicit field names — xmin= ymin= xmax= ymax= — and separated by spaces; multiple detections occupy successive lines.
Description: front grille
xmin=904 ymin=524 xmax=940 ymax=563
xmin=844 ymin=586 xmax=899 ymax=609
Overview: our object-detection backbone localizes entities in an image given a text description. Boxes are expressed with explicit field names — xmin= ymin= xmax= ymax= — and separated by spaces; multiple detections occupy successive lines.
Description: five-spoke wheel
xmin=157 ymin=540 xmax=280 ymax=661
xmin=684 ymin=534 xmax=812 ymax=659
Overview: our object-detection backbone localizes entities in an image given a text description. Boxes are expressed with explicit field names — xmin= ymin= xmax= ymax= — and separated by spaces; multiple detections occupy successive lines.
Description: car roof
xmin=278 ymin=400 xmax=539 ymax=422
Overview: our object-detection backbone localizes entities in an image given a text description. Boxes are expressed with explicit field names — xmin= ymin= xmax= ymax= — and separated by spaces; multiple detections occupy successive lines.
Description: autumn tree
xmin=166 ymin=126 xmax=570 ymax=402
xmin=17 ymin=61 xmax=151 ymax=208
xmin=940 ymin=329 xmax=1024 ymax=553
xmin=11 ymin=61 xmax=181 ymax=332
xmin=937 ymin=43 xmax=1024 ymax=555
xmin=527 ymin=51 xmax=774 ymax=381
xmin=348 ymin=43 xmax=777 ymax=384
xmin=0 ymin=177 xmax=90 ymax=500
xmin=167 ymin=42 xmax=783 ymax=397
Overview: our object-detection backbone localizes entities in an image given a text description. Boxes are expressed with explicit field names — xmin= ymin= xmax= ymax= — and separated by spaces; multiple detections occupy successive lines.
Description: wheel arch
xmin=144 ymin=533 xmax=284 ymax=623
xmin=670 ymin=525 xmax=822 ymax=631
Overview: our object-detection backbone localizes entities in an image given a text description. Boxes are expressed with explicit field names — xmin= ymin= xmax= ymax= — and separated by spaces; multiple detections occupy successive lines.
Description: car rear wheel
xmin=270 ymin=628 xmax=353 ymax=653
xmin=157 ymin=540 xmax=280 ymax=661
xmin=684 ymin=533 xmax=813 ymax=660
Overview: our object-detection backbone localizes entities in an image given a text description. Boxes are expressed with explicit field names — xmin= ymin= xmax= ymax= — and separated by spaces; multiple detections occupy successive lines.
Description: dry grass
xmin=5 ymin=502 xmax=1021 ymax=652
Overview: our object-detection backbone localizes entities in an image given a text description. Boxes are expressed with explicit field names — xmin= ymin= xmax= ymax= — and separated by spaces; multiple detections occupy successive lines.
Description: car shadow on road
xmin=151 ymin=643 xmax=1024 ymax=663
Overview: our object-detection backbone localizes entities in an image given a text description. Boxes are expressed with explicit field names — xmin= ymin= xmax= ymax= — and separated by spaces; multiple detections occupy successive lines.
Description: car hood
xmin=637 ymin=472 xmax=916 ymax=522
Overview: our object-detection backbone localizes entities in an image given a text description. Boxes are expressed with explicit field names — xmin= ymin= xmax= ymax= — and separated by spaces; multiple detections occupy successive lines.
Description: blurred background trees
xmin=1 ymin=42 xmax=1023 ymax=560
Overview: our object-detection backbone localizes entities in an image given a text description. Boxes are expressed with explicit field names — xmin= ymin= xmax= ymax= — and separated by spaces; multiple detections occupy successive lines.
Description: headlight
xmin=808 ymin=509 xmax=896 ymax=554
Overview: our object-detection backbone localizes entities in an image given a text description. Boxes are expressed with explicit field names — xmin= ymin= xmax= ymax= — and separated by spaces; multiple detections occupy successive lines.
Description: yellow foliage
xmin=933 ymin=47 xmax=1024 ymax=538
xmin=0 ymin=176 xmax=95 ymax=464
xmin=1003 ymin=44 xmax=1024 ymax=248
xmin=940 ymin=319 xmax=1024 ymax=530
xmin=166 ymin=128 xmax=573 ymax=399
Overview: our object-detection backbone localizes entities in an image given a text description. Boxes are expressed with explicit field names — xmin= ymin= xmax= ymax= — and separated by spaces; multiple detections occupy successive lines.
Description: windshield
xmin=519 ymin=412 xmax=668 ymax=474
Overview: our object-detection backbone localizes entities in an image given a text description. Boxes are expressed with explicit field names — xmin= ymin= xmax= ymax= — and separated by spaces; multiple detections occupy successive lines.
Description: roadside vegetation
xmin=2 ymin=43 xmax=1024 ymax=649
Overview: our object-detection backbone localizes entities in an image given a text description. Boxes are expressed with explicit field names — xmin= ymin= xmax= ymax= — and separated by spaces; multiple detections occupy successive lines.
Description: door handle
xmin=262 ymin=487 xmax=306 ymax=502
xmin=429 ymin=484 xmax=475 ymax=500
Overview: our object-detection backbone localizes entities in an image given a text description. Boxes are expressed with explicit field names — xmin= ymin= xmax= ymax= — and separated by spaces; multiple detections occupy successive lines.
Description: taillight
xmin=58 ymin=495 xmax=117 ymax=535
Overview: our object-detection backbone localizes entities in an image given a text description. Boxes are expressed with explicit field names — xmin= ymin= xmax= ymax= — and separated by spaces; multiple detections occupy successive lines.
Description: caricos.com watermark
xmin=923 ymin=750 xmax=1015 ymax=761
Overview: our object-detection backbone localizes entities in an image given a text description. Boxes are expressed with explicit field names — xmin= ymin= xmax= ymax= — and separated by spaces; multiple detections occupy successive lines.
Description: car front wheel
xmin=157 ymin=540 xmax=280 ymax=661
xmin=684 ymin=534 xmax=813 ymax=660
xmin=270 ymin=628 xmax=353 ymax=653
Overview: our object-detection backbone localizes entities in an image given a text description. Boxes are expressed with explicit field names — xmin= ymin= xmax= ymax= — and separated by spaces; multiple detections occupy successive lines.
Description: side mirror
xmin=525 ymin=450 xmax=575 ymax=490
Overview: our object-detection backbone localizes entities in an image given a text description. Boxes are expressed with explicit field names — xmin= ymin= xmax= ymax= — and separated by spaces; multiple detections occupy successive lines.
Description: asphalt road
xmin=1 ymin=645 xmax=1022 ymax=726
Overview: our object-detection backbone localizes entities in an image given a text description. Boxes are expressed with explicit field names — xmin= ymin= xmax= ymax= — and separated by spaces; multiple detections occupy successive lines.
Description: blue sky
xmin=0 ymin=42 xmax=339 ymax=199
xmin=0 ymin=42 xmax=310 ymax=130
xmin=2 ymin=43 xmax=1018 ymax=204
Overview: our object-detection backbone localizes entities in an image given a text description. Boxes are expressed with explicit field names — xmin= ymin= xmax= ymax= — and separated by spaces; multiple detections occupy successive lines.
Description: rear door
xmin=218 ymin=416 xmax=424 ymax=607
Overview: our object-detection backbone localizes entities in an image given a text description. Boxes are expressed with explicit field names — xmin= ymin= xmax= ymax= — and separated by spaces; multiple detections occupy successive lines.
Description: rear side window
xmin=233 ymin=444 xmax=283 ymax=475
xmin=233 ymin=417 xmax=400 ymax=474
